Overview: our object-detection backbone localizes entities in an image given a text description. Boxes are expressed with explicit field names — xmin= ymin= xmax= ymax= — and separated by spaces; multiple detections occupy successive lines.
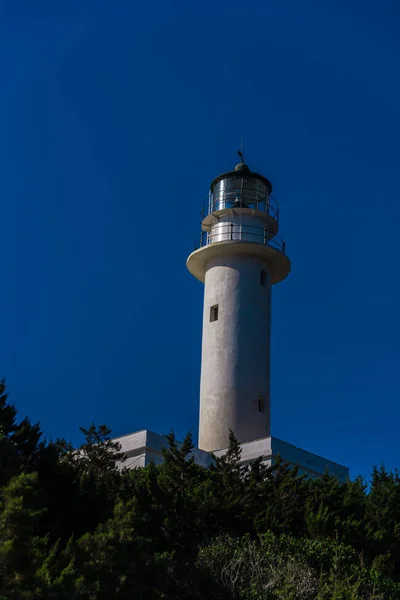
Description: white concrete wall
xmin=213 ymin=436 xmax=349 ymax=481
xmin=114 ymin=430 xmax=349 ymax=482
xmin=113 ymin=430 xmax=212 ymax=470
xmin=199 ymin=254 xmax=272 ymax=451
xmin=213 ymin=436 xmax=272 ymax=466
xmin=271 ymin=437 xmax=349 ymax=480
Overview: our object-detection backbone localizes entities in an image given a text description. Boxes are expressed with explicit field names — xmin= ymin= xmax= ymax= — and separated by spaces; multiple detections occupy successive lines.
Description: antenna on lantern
xmin=238 ymin=138 xmax=245 ymax=163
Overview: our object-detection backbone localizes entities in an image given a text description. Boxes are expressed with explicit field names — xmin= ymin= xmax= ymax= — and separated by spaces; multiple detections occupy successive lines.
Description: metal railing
xmin=202 ymin=191 xmax=279 ymax=222
xmin=194 ymin=222 xmax=286 ymax=254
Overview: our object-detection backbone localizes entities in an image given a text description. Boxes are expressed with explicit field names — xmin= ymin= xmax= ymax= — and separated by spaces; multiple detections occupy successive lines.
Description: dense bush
xmin=0 ymin=379 xmax=399 ymax=599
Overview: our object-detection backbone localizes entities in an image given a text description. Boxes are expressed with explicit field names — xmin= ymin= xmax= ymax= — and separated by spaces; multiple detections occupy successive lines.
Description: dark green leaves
xmin=1 ymin=379 xmax=400 ymax=598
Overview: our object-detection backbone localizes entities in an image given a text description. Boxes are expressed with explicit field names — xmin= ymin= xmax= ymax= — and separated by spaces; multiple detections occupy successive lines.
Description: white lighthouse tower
xmin=187 ymin=158 xmax=291 ymax=452
xmin=113 ymin=155 xmax=349 ymax=481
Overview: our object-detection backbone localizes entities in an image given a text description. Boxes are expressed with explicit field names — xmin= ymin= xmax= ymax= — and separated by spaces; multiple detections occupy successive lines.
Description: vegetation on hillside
xmin=0 ymin=378 xmax=399 ymax=599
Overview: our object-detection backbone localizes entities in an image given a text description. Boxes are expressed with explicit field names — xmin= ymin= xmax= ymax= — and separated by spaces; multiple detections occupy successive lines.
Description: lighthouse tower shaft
xmin=187 ymin=162 xmax=290 ymax=452
xmin=200 ymin=253 xmax=272 ymax=450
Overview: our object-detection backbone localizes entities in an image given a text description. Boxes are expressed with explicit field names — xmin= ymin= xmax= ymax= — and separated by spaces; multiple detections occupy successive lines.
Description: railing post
xmin=264 ymin=228 xmax=267 ymax=245
xmin=230 ymin=223 xmax=233 ymax=240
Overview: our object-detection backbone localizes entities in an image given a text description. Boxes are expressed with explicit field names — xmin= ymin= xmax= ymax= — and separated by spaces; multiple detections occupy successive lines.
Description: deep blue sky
xmin=1 ymin=0 xmax=400 ymax=479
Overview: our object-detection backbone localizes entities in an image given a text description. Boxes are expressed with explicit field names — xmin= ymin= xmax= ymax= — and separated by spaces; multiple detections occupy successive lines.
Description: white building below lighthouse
xmin=114 ymin=430 xmax=349 ymax=481
xmin=114 ymin=158 xmax=349 ymax=482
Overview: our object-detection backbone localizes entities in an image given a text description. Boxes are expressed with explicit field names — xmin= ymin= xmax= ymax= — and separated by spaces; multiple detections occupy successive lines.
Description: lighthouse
xmin=187 ymin=158 xmax=291 ymax=452
xmin=113 ymin=156 xmax=349 ymax=481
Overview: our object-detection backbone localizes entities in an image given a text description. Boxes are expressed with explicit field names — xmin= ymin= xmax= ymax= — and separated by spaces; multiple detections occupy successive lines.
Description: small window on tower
xmin=260 ymin=270 xmax=268 ymax=286
xmin=258 ymin=396 xmax=266 ymax=413
xmin=210 ymin=304 xmax=219 ymax=322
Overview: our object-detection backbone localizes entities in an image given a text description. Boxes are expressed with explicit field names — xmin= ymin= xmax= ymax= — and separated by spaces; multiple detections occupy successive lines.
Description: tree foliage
xmin=0 ymin=379 xmax=400 ymax=599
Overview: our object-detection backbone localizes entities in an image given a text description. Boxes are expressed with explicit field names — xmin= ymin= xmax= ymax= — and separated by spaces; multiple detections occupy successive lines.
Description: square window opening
xmin=210 ymin=304 xmax=219 ymax=322
xmin=258 ymin=396 xmax=266 ymax=413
